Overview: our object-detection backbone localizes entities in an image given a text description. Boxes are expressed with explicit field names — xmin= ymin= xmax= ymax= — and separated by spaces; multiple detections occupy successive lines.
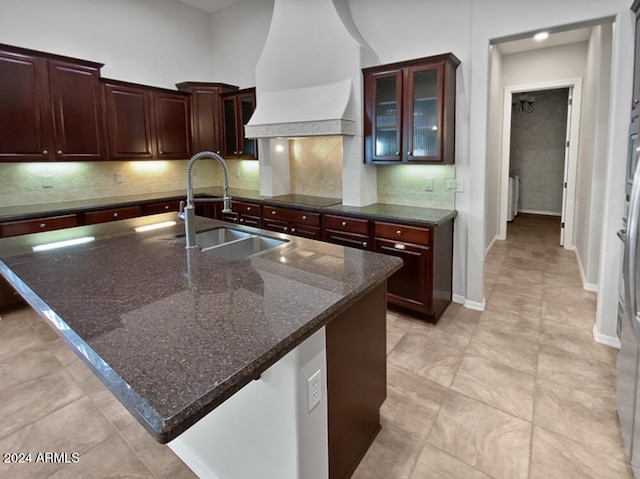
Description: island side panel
xmin=325 ymin=281 xmax=387 ymax=479
xmin=432 ymin=218 xmax=454 ymax=320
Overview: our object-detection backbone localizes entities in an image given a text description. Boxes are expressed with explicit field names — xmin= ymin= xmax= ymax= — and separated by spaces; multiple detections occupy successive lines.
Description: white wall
xmin=209 ymin=0 xmax=274 ymax=88
xmin=0 ymin=0 xmax=214 ymax=89
xmin=485 ymin=46 xmax=504 ymax=252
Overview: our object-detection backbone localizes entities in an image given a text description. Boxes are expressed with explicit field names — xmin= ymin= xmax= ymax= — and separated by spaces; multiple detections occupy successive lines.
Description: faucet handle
xmin=178 ymin=200 xmax=186 ymax=220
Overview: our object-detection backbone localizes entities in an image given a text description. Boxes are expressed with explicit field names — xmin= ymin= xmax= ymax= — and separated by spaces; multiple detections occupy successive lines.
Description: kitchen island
xmin=0 ymin=212 xmax=401 ymax=479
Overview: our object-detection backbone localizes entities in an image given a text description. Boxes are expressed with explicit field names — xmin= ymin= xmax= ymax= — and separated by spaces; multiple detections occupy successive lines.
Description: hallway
xmin=353 ymin=213 xmax=631 ymax=478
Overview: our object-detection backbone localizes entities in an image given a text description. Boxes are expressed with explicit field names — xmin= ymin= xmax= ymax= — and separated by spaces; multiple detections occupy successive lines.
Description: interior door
xmin=560 ymin=87 xmax=573 ymax=246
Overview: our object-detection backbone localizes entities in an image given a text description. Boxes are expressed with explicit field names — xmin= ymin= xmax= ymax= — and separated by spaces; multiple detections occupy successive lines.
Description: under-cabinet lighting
xmin=534 ymin=32 xmax=549 ymax=41
xmin=129 ymin=161 xmax=168 ymax=173
xmin=32 ymin=236 xmax=95 ymax=252
xmin=134 ymin=221 xmax=177 ymax=232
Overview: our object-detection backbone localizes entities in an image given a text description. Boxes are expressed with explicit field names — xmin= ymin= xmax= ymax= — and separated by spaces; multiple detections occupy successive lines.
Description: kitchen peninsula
xmin=0 ymin=212 xmax=402 ymax=479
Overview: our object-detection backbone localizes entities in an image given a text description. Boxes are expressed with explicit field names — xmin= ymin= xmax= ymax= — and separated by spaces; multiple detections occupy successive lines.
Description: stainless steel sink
xmin=193 ymin=227 xmax=288 ymax=260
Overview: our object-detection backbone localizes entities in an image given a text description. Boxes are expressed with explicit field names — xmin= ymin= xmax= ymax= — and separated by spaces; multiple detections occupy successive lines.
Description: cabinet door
xmin=221 ymin=89 xmax=257 ymax=159
xmin=0 ymin=50 xmax=52 ymax=161
xmin=365 ymin=70 xmax=403 ymax=163
xmin=374 ymin=237 xmax=431 ymax=313
xmin=104 ymin=82 xmax=154 ymax=159
xmin=48 ymin=60 xmax=105 ymax=160
xmin=155 ymin=92 xmax=191 ymax=159
xmin=404 ymin=63 xmax=442 ymax=163
xmin=222 ymin=96 xmax=238 ymax=157
xmin=238 ymin=91 xmax=257 ymax=159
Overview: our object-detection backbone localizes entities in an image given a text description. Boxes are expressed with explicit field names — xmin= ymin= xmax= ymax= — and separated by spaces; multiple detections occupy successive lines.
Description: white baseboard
xmin=485 ymin=235 xmax=499 ymax=255
xmin=452 ymin=294 xmax=465 ymax=305
xmin=593 ymin=324 xmax=620 ymax=349
xmin=570 ymin=246 xmax=599 ymax=292
xmin=518 ymin=209 xmax=562 ymax=216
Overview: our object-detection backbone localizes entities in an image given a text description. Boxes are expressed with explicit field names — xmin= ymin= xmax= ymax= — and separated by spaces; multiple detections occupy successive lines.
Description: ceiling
xmin=494 ymin=27 xmax=593 ymax=55
xmin=177 ymin=0 xmax=241 ymax=13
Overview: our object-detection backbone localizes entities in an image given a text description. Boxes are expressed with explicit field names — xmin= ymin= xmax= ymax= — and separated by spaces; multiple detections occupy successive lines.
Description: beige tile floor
xmin=0 ymin=213 xmax=631 ymax=478
xmin=353 ymin=213 xmax=632 ymax=478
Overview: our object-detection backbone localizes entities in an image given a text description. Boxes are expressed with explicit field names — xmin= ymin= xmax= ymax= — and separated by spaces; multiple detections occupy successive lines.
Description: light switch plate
xmin=423 ymin=178 xmax=433 ymax=192
xmin=445 ymin=178 xmax=464 ymax=192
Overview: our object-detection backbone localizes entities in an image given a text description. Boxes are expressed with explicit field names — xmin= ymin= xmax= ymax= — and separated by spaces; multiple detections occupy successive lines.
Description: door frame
xmin=499 ymin=78 xmax=583 ymax=247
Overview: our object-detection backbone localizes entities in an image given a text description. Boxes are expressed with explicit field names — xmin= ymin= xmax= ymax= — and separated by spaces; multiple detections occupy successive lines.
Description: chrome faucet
xmin=179 ymin=151 xmax=232 ymax=249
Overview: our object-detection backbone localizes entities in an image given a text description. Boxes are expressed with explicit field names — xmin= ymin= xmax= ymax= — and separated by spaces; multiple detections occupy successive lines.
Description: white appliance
xmin=508 ymin=175 xmax=519 ymax=221
xmin=618 ymin=115 xmax=640 ymax=478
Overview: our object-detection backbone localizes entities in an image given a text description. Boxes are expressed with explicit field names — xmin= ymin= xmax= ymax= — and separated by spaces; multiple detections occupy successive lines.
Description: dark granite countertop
xmin=0 ymin=213 xmax=401 ymax=443
xmin=0 ymin=188 xmax=455 ymax=227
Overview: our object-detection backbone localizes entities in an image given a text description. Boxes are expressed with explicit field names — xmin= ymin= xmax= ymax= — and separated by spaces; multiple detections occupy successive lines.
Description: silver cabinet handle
xmin=302 ymin=215 xmax=307 ymax=220
xmin=341 ymin=221 xmax=347 ymax=227
xmin=247 ymin=207 xmax=251 ymax=211
xmin=396 ymin=230 xmax=402 ymax=235
xmin=40 ymin=223 xmax=46 ymax=229
xmin=57 ymin=150 xmax=63 ymax=155
xmin=362 ymin=241 xmax=368 ymax=248
xmin=239 ymin=151 xmax=243 ymax=154
xmin=42 ymin=150 xmax=48 ymax=155
xmin=271 ymin=210 xmax=276 ymax=215
xmin=239 ymin=218 xmax=244 ymax=223
xmin=407 ymin=151 xmax=412 ymax=156
xmin=159 ymin=150 xmax=164 ymax=155
xmin=113 ymin=213 xmax=118 ymax=217
xmin=284 ymin=226 xmax=288 ymax=232
xmin=165 ymin=205 xmax=170 ymax=210
xmin=395 ymin=151 xmax=400 ymax=155
xmin=291 ymin=227 xmax=296 ymax=233
xmin=393 ymin=243 xmax=406 ymax=250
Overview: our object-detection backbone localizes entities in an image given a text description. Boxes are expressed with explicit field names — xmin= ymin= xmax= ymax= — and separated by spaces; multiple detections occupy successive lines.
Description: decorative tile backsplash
xmin=1 ymin=147 xmax=454 ymax=210
xmin=0 ymin=159 xmax=260 ymax=207
xmin=377 ymin=164 xmax=455 ymax=209
xmin=289 ymin=137 xmax=343 ymax=198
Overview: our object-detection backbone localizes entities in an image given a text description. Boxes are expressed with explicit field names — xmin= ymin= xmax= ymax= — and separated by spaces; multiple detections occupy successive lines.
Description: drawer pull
xmin=394 ymin=243 xmax=406 ymax=250
xmin=362 ymin=241 xmax=368 ymax=248
xmin=342 ymin=221 xmax=347 ymax=227
xmin=291 ymin=227 xmax=296 ymax=233
xmin=42 ymin=150 xmax=48 ymax=155
xmin=302 ymin=215 xmax=307 ymax=220
xmin=40 ymin=223 xmax=46 ymax=229
xmin=396 ymin=230 xmax=402 ymax=235
xmin=239 ymin=218 xmax=244 ymax=223
xmin=165 ymin=205 xmax=170 ymax=210
xmin=271 ymin=210 xmax=276 ymax=215
xmin=113 ymin=213 xmax=118 ymax=218
xmin=57 ymin=150 xmax=63 ymax=155
xmin=247 ymin=207 xmax=251 ymax=211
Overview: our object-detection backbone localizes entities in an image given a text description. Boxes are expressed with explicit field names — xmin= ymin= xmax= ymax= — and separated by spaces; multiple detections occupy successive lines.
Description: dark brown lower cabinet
xmin=326 ymin=281 xmax=387 ymax=479
xmin=0 ymin=276 xmax=24 ymax=313
xmin=373 ymin=219 xmax=453 ymax=322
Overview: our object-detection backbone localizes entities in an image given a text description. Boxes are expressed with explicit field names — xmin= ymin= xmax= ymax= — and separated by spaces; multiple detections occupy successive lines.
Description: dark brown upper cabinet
xmin=221 ymin=87 xmax=257 ymax=160
xmin=363 ymin=53 xmax=459 ymax=165
xmin=177 ymin=82 xmax=239 ymax=154
xmin=0 ymin=44 xmax=106 ymax=162
xmin=103 ymin=79 xmax=191 ymax=160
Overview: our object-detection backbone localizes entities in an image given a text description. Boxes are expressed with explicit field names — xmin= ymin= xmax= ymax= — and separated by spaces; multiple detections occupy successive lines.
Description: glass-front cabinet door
xmin=363 ymin=53 xmax=459 ymax=165
xmin=405 ymin=63 xmax=442 ymax=162
xmin=221 ymin=88 xmax=257 ymax=160
xmin=370 ymin=70 xmax=402 ymax=162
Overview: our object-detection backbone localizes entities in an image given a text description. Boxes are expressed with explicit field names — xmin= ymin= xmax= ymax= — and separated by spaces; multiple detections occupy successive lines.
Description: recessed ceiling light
xmin=534 ymin=32 xmax=549 ymax=41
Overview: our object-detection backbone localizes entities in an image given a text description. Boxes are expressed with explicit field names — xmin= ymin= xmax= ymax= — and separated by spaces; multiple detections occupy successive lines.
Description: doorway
xmin=499 ymin=78 xmax=583 ymax=247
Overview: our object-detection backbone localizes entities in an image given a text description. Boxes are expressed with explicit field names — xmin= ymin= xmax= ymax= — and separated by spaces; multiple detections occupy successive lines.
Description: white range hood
xmin=249 ymin=0 xmax=379 ymax=206
xmin=245 ymin=79 xmax=355 ymax=139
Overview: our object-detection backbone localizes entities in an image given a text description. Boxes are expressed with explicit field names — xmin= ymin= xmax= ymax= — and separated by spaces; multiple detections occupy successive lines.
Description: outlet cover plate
xmin=307 ymin=369 xmax=322 ymax=412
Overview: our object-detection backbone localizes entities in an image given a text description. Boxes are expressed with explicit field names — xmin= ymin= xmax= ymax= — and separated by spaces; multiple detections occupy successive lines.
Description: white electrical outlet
xmin=423 ymin=178 xmax=433 ymax=192
xmin=42 ymin=175 xmax=53 ymax=188
xmin=307 ymin=369 xmax=322 ymax=412
xmin=445 ymin=178 xmax=464 ymax=192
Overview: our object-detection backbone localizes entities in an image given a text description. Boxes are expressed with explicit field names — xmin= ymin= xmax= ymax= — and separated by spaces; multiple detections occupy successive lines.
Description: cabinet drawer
xmin=1 ymin=214 xmax=78 ymax=237
xmin=374 ymin=221 xmax=430 ymax=245
xmin=263 ymin=206 xmax=320 ymax=227
xmin=232 ymin=200 xmax=261 ymax=217
xmin=84 ymin=206 xmax=142 ymax=224
xmin=238 ymin=215 xmax=261 ymax=228
xmin=325 ymin=230 xmax=371 ymax=250
xmin=144 ymin=200 xmax=181 ymax=215
xmin=324 ymin=214 xmax=369 ymax=234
